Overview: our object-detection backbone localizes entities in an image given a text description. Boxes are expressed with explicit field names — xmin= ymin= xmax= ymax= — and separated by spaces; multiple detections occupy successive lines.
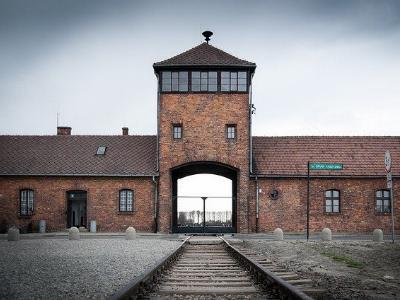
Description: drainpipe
xmin=249 ymin=72 xmax=254 ymax=174
xmin=152 ymin=175 xmax=158 ymax=233
xmin=155 ymin=72 xmax=160 ymax=172
xmin=256 ymin=175 xmax=259 ymax=233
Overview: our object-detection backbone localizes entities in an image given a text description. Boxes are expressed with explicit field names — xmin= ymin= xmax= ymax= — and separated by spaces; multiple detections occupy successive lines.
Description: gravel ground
xmin=0 ymin=238 xmax=181 ymax=299
xmin=243 ymin=239 xmax=400 ymax=300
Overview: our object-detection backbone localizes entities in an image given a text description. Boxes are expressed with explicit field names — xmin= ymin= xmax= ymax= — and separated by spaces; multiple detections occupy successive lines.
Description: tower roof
xmin=153 ymin=42 xmax=256 ymax=70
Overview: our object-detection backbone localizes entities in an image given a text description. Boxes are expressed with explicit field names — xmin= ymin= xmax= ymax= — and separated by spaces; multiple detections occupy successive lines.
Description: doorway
xmin=67 ymin=191 xmax=87 ymax=228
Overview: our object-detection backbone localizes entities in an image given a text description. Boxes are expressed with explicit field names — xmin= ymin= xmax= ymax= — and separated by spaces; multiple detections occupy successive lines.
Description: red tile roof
xmin=253 ymin=136 xmax=400 ymax=177
xmin=1 ymin=135 xmax=399 ymax=177
xmin=153 ymin=42 xmax=256 ymax=69
xmin=0 ymin=135 xmax=157 ymax=176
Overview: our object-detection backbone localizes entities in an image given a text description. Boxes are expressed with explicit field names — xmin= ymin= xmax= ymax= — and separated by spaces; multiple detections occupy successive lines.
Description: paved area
xmin=0 ymin=238 xmax=182 ymax=300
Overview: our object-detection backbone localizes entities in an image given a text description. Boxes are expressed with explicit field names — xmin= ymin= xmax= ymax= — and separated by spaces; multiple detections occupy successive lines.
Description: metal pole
xmin=201 ymin=197 xmax=207 ymax=234
xmin=390 ymin=187 xmax=395 ymax=243
xmin=307 ymin=161 xmax=310 ymax=241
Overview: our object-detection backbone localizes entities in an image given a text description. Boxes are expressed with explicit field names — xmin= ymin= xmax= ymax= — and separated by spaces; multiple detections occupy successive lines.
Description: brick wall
xmin=0 ymin=176 xmax=155 ymax=233
xmin=158 ymin=93 xmax=250 ymax=233
xmin=253 ymin=177 xmax=399 ymax=233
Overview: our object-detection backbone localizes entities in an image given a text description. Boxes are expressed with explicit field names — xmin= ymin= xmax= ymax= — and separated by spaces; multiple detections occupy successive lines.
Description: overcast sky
xmin=1 ymin=0 xmax=399 ymax=136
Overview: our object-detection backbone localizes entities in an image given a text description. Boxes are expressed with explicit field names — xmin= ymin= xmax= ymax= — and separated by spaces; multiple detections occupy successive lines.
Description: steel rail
xmin=109 ymin=236 xmax=190 ymax=300
xmin=221 ymin=237 xmax=314 ymax=300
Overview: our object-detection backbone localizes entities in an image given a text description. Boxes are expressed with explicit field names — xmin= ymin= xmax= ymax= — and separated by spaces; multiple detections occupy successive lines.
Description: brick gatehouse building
xmin=0 ymin=35 xmax=399 ymax=234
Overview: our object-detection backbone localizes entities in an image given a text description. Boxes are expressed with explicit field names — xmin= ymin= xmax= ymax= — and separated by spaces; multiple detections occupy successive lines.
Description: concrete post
xmin=7 ymin=227 xmax=20 ymax=241
xmin=90 ymin=220 xmax=96 ymax=233
xmin=126 ymin=227 xmax=136 ymax=240
xmin=321 ymin=228 xmax=332 ymax=241
xmin=273 ymin=228 xmax=284 ymax=241
xmin=372 ymin=229 xmax=383 ymax=242
xmin=69 ymin=227 xmax=80 ymax=240
xmin=39 ymin=220 xmax=46 ymax=233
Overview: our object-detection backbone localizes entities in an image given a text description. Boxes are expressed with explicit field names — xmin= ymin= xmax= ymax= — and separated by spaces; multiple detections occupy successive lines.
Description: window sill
xmin=323 ymin=212 xmax=341 ymax=215
xmin=117 ymin=211 xmax=135 ymax=215
xmin=19 ymin=214 xmax=34 ymax=219
xmin=375 ymin=212 xmax=392 ymax=216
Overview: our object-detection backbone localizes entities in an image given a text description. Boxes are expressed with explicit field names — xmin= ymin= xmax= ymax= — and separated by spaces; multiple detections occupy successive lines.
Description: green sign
xmin=309 ymin=163 xmax=343 ymax=170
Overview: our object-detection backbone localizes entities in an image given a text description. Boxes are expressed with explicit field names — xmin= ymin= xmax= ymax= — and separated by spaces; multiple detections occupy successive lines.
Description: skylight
xmin=96 ymin=146 xmax=106 ymax=155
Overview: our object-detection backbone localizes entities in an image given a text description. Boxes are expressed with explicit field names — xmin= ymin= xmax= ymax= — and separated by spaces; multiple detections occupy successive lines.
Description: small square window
xmin=173 ymin=125 xmax=182 ymax=139
xmin=226 ymin=125 xmax=236 ymax=139
xmin=96 ymin=146 xmax=106 ymax=155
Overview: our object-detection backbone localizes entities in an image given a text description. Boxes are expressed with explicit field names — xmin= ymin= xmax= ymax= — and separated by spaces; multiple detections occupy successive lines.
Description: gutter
xmin=0 ymin=173 xmax=159 ymax=177
xmin=249 ymin=174 xmax=400 ymax=179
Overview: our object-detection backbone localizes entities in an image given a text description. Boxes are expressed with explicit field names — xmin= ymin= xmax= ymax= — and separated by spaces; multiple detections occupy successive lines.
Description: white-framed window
xmin=325 ymin=189 xmax=340 ymax=213
xmin=173 ymin=124 xmax=182 ymax=139
xmin=119 ymin=189 xmax=134 ymax=212
xmin=226 ymin=124 xmax=236 ymax=139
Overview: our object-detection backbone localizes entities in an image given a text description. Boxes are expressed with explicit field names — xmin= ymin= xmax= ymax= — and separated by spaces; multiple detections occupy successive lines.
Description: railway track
xmin=111 ymin=236 xmax=324 ymax=300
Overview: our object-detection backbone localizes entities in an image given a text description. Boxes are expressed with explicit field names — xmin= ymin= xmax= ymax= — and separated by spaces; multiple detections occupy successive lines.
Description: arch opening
xmin=171 ymin=162 xmax=237 ymax=233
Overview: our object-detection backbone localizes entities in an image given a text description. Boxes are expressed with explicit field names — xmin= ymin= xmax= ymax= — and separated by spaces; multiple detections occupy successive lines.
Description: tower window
xmin=192 ymin=71 xmax=217 ymax=92
xmin=173 ymin=124 xmax=182 ymax=139
xmin=221 ymin=71 xmax=247 ymax=92
xmin=376 ymin=189 xmax=391 ymax=213
xmin=20 ymin=189 xmax=34 ymax=216
xmin=162 ymin=71 xmax=188 ymax=92
xmin=325 ymin=189 xmax=340 ymax=213
xmin=226 ymin=124 xmax=236 ymax=139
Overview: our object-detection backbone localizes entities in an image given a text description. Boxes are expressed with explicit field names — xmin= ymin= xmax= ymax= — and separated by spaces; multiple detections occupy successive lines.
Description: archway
xmin=171 ymin=162 xmax=237 ymax=233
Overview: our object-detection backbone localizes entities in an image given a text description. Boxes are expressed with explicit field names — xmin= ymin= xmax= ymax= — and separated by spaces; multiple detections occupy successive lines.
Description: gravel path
xmin=0 ymin=238 xmax=181 ymax=299
xmin=243 ymin=239 xmax=400 ymax=300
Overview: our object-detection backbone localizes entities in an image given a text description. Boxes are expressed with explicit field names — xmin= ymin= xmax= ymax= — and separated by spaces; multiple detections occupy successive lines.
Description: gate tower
xmin=153 ymin=32 xmax=256 ymax=233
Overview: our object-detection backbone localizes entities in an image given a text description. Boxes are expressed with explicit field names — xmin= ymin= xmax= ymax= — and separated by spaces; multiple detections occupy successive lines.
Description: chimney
xmin=57 ymin=126 xmax=72 ymax=135
xmin=122 ymin=127 xmax=129 ymax=136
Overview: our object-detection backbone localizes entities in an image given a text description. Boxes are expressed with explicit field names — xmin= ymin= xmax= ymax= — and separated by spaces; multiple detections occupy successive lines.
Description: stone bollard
xmin=321 ymin=228 xmax=332 ymax=241
xmin=372 ymin=229 xmax=383 ymax=242
xmin=69 ymin=227 xmax=80 ymax=240
xmin=273 ymin=228 xmax=284 ymax=241
xmin=126 ymin=227 xmax=136 ymax=240
xmin=39 ymin=220 xmax=46 ymax=233
xmin=7 ymin=227 xmax=20 ymax=241
xmin=90 ymin=220 xmax=97 ymax=233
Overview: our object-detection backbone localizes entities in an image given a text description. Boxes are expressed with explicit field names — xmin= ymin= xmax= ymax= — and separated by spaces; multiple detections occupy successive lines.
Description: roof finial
xmin=202 ymin=31 xmax=213 ymax=44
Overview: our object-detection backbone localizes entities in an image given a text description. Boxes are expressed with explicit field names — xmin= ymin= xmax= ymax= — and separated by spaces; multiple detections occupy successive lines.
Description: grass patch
xmin=320 ymin=251 xmax=363 ymax=269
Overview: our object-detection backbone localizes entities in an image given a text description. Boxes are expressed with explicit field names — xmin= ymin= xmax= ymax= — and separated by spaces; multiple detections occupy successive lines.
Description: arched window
xmin=325 ymin=190 xmax=340 ymax=213
xmin=20 ymin=189 xmax=34 ymax=216
xmin=119 ymin=189 xmax=134 ymax=212
xmin=376 ymin=190 xmax=391 ymax=213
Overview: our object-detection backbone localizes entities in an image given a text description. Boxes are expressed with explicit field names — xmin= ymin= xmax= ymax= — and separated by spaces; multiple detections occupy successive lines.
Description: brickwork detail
xmin=253 ymin=178 xmax=399 ymax=233
xmin=0 ymin=176 xmax=155 ymax=233
xmin=158 ymin=93 xmax=250 ymax=233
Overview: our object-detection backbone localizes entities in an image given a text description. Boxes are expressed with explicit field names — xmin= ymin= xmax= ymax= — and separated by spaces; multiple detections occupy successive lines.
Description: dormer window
xmin=96 ymin=146 xmax=106 ymax=155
